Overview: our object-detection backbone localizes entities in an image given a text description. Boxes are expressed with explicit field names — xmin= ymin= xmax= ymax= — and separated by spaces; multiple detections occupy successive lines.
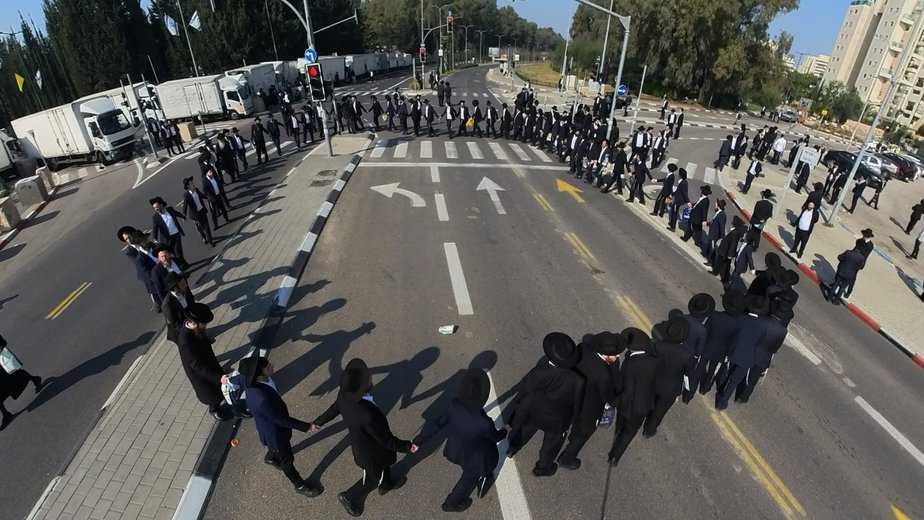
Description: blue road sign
xmin=616 ymin=84 xmax=628 ymax=96
xmin=305 ymin=47 xmax=318 ymax=63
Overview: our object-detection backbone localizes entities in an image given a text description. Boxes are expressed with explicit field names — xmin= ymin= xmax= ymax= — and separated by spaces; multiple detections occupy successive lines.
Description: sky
xmin=3 ymin=0 xmax=842 ymax=63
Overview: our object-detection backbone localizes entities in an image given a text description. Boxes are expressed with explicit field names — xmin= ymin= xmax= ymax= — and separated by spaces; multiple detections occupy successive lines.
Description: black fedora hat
xmin=621 ymin=327 xmax=650 ymax=351
xmin=688 ymin=293 xmax=716 ymax=317
xmin=543 ymin=332 xmax=579 ymax=368
xmin=590 ymin=331 xmax=625 ymax=356
xmin=185 ymin=303 xmax=214 ymax=324
xmin=117 ymin=225 xmax=139 ymax=243
xmin=665 ymin=317 xmax=689 ymax=343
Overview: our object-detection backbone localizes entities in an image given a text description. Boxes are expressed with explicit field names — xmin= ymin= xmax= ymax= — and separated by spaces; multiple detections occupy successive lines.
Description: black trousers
xmin=255 ymin=141 xmax=268 ymax=164
xmin=191 ymin=209 xmax=213 ymax=244
xmin=444 ymin=465 xmax=484 ymax=506
xmin=487 ymin=120 xmax=497 ymax=137
xmin=906 ymin=217 xmax=920 ymax=234
xmin=912 ymin=238 xmax=922 ymax=258
xmin=715 ymin=364 xmax=749 ymax=409
xmin=602 ymin=174 xmax=624 ymax=194
xmin=644 ymin=393 xmax=678 ymax=435
xmin=668 ymin=202 xmax=682 ymax=230
xmin=509 ymin=423 xmax=566 ymax=471
xmin=791 ymin=228 xmax=811 ymax=257
xmin=848 ymin=192 xmax=863 ymax=213
xmin=236 ymin=150 xmax=248 ymax=171
xmin=830 ymin=275 xmax=853 ymax=300
xmin=735 ymin=368 xmax=766 ymax=403
xmin=653 ymin=192 xmax=670 ymax=216
xmin=175 ymin=137 xmax=185 ymax=153
xmin=608 ymin=412 xmax=645 ymax=466
xmin=266 ymin=445 xmax=304 ymax=487
xmin=343 ymin=464 xmax=395 ymax=508
xmin=697 ymin=358 xmax=724 ymax=394
xmin=560 ymin=427 xmax=595 ymax=462
xmin=684 ymin=356 xmax=710 ymax=401
xmin=166 ymin=233 xmax=185 ymax=263
xmin=742 ymin=173 xmax=755 ymax=193
xmin=207 ymin=199 xmax=229 ymax=229
xmin=628 ymin=180 xmax=647 ymax=204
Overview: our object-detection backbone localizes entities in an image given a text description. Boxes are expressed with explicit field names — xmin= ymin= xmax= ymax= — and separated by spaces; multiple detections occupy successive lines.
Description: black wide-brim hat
xmin=543 ymin=332 xmax=579 ymax=368
xmin=688 ymin=293 xmax=716 ymax=317
xmin=117 ymin=225 xmax=138 ymax=243
xmin=590 ymin=331 xmax=625 ymax=356
xmin=620 ymin=327 xmax=650 ymax=351
xmin=665 ymin=317 xmax=689 ymax=343
xmin=186 ymin=303 xmax=214 ymax=324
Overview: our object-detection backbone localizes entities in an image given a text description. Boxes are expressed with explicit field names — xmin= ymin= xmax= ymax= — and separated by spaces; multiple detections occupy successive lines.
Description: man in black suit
xmin=736 ymin=300 xmax=792 ymax=403
xmin=608 ymin=328 xmax=659 ymax=466
xmin=644 ymin=317 xmax=694 ymax=437
xmin=741 ymin=158 xmax=762 ymax=194
xmin=696 ymin=290 xmax=744 ymax=395
xmin=423 ymin=99 xmax=436 ymax=137
xmin=668 ymin=168 xmax=690 ymax=231
xmin=748 ymin=189 xmax=774 ymax=247
xmin=715 ymin=216 xmax=747 ymax=281
xmin=162 ymin=272 xmax=194 ymax=344
xmin=251 ymin=117 xmax=269 ymax=164
xmin=673 ymin=108 xmax=684 ymax=139
xmin=312 ymin=358 xmax=417 ymax=517
xmin=149 ymin=244 xmax=186 ymax=308
xmin=715 ymin=295 xmax=769 ymax=410
xmin=118 ymin=226 xmax=159 ymax=312
xmin=507 ymin=332 xmax=584 ymax=477
xmin=176 ymin=303 xmax=232 ymax=420
xmin=683 ymin=185 xmax=711 ymax=245
xmin=729 ymin=233 xmax=756 ymax=292
xmin=150 ymin=196 xmax=187 ymax=265
xmin=789 ymin=202 xmax=818 ymax=258
xmin=430 ymin=368 xmax=507 ymax=513
xmin=715 ymin=135 xmax=733 ymax=172
xmin=216 ymin=133 xmax=238 ymax=182
xmin=703 ymin=199 xmax=726 ymax=264
xmin=847 ymin=176 xmax=868 ymax=213
xmin=240 ymin=356 xmax=324 ymax=497
xmin=601 ymin=141 xmax=628 ymax=194
xmin=182 ymin=177 xmax=213 ymax=246
xmin=680 ymin=294 xmax=712 ymax=402
xmin=202 ymin=168 xmax=230 ymax=229
xmin=905 ymin=199 xmax=924 ymax=234
xmin=825 ymin=240 xmax=866 ymax=303
xmin=500 ymin=103 xmax=512 ymax=139
xmin=652 ymin=163 xmax=677 ymax=217
xmin=803 ymin=182 xmax=824 ymax=212
xmin=628 ymin=157 xmax=651 ymax=205
xmin=558 ymin=332 xmax=624 ymax=470
xmin=486 ymin=101 xmax=499 ymax=138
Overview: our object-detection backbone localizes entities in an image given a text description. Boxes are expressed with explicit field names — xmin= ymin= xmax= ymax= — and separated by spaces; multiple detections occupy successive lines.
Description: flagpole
xmin=265 ymin=0 xmax=280 ymax=62
xmin=174 ymin=0 xmax=207 ymax=134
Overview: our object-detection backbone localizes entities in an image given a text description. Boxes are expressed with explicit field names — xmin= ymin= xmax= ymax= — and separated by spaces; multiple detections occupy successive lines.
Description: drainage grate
xmin=317 ymin=169 xmax=337 ymax=177
xmin=309 ymin=179 xmax=334 ymax=187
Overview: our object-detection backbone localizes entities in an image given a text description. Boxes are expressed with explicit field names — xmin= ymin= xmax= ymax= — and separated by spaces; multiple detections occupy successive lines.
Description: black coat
xmin=439 ymin=399 xmax=505 ymax=475
xmin=614 ymin=352 xmax=659 ymax=417
xmin=150 ymin=262 xmax=185 ymax=304
xmin=176 ymin=326 xmax=223 ymax=406
xmin=652 ymin=341 xmax=695 ymax=397
xmin=733 ymin=243 xmax=755 ymax=275
xmin=689 ymin=197 xmax=710 ymax=227
xmin=835 ymin=249 xmax=865 ymax=281
xmin=727 ymin=314 xmax=768 ymax=369
xmin=511 ymin=363 xmax=584 ymax=433
xmin=684 ymin=315 xmax=708 ymax=357
xmin=703 ymin=311 xmax=739 ymax=361
xmin=163 ymin=291 xmax=194 ymax=342
xmin=125 ymin=247 xmax=156 ymax=293
xmin=752 ymin=199 xmax=773 ymax=224
xmin=183 ymin=189 xmax=208 ymax=218
xmin=151 ymin=208 xmax=186 ymax=243
xmin=673 ymin=179 xmax=690 ymax=205
xmin=572 ymin=345 xmax=619 ymax=432
xmin=708 ymin=211 xmax=727 ymax=242
xmin=755 ymin=317 xmax=788 ymax=369
xmin=658 ymin=173 xmax=675 ymax=196
xmin=247 ymin=381 xmax=311 ymax=451
xmin=314 ymin=393 xmax=412 ymax=470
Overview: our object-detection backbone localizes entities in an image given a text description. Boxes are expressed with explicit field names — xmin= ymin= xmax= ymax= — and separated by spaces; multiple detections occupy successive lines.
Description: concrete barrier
xmin=14 ymin=175 xmax=48 ymax=207
xmin=35 ymin=166 xmax=55 ymax=190
xmin=0 ymin=197 xmax=21 ymax=231
xmin=178 ymin=121 xmax=199 ymax=143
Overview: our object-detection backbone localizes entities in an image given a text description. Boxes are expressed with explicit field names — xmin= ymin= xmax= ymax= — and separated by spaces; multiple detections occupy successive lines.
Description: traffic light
xmin=306 ymin=62 xmax=325 ymax=101
xmin=447 ymin=11 xmax=453 ymax=33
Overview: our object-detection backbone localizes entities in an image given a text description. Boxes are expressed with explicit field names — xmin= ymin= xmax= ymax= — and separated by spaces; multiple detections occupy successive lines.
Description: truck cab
xmin=218 ymin=76 xmax=253 ymax=119
xmin=80 ymin=97 xmax=137 ymax=163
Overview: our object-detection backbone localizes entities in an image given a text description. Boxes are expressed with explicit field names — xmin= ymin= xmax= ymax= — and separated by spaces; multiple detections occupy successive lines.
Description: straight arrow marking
xmin=476 ymin=176 xmax=506 ymax=215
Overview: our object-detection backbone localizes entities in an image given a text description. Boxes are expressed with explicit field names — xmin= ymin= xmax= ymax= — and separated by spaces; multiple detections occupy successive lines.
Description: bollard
xmin=35 ymin=166 xmax=55 ymax=191
xmin=0 ymin=197 xmax=22 ymax=231
xmin=14 ymin=175 xmax=48 ymax=207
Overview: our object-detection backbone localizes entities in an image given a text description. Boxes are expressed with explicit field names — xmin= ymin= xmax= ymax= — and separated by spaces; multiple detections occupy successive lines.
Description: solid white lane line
xmin=445 ymin=141 xmax=459 ymax=159
xmin=101 ymin=355 xmax=145 ymax=410
xmin=361 ymin=162 xmax=569 ymax=171
xmin=855 ymin=396 xmax=924 ymax=468
xmin=489 ymin=142 xmax=509 ymax=161
xmin=443 ymin=242 xmax=474 ymax=315
xmin=394 ymin=141 xmax=408 ymax=158
xmin=435 ymin=193 xmax=449 ymax=222
xmin=507 ymin=143 xmax=531 ymax=162
xmin=485 ymin=371 xmax=532 ymax=520
xmin=467 ymin=141 xmax=484 ymax=160
xmin=421 ymin=140 xmax=433 ymax=159
xmin=785 ymin=333 xmax=822 ymax=366
xmin=430 ymin=165 xmax=440 ymax=183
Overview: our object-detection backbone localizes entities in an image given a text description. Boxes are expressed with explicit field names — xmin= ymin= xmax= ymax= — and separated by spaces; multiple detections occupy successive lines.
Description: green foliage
xmin=813 ymin=81 xmax=864 ymax=124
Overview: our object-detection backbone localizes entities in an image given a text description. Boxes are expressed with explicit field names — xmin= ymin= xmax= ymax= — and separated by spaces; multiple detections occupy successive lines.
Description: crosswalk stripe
xmin=371 ymin=139 xmax=389 ymax=158
xmin=530 ymin=146 xmax=552 ymax=163
xmin=660 ymin=157 xmax=679 ymax=173
xmin=394 ymin=141 xmax=408 ymax=159
xmin=489 ymin=142 xmax=508 ymax=161
xmin=445 ymin=141 xmax=459 ymax=159
xmin=685 ymin=162 xmax=698 ymax=178
xmin=507 ymin=143 xmax=531 ymax=162
xmin=703 ymin=167 xmax=717 ymax=185
xmin=466 ymin=141 xmax=484 ymax=160
xmin=462 ymin=92 xmax=468 ymax=97
xmin=421 ymin=140 xmax=433 ymax=159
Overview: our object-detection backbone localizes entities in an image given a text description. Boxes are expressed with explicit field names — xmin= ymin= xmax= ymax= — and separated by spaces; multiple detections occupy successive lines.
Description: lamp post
xmin=476 ymin=29 xmax=487 ymax=64
xmin=460 ymin=25 xmax=475 ymax=63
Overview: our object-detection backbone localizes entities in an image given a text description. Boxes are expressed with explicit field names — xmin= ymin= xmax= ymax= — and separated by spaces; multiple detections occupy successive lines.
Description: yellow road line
xmin=892 ymin=505 xmax=910 ymax=520
xmin=719 ymin=412 xmax=806 ymax=515
xmin=620 ymin=295 xmax=653 ymax=331
xmin=563 ymin=233 xmax=586 ymax=260
xmin=533 ymin=193 xmax=554 ymax=212
xmin=711 ymin=413 xmax=796 ymax=519
xmin=46 ymin=282 xmax=92 ymax=320
xmin=568 ymin=233 xmax=597 ymax=262
xmin=617 ymin=295 xmax=651 ymax=331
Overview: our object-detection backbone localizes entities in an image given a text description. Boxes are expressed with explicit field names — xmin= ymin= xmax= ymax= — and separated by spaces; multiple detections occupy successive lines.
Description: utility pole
xmin=828 ymin=8 xmax=924 ymax=224
xmin=265 ymin=0 xmax=279 ymax=61
xmin=560 ymin=39 xmax=570 ymax=91
xmin=476 ymin=30 xmax=486 ymax=64
xmin=629 ymin=64 xmax=646 ymax=134
xmin=420 ymin=0 xmax=425 ymax=85
xmin=597 ymin=0 xmax=614 ymax=93
xmin=301 ymin=0 xmax=333 ymax=157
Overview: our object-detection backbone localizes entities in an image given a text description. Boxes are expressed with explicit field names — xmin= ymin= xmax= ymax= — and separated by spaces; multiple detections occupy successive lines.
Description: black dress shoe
xmin=263 ymin=453 xmax=280 ymax=468
xmin=378 ymin=475 xmax=407 ymax=495
xmin=558 ymin=457 xmax=581 ymax=470
xmin=532 ymin=463 xmax=558 ymax=477
xmin=442 ymin=498 xmax=473 ymax=513
xmin=295 ymin=482 xmax=323 ymax=497
xmin=477 ymin=475 xmax=494 ymax=498
xmin=338 ymin=493 xmax=362 ymax=517
xmin=642 ymin=429 xmax=657 ymax=439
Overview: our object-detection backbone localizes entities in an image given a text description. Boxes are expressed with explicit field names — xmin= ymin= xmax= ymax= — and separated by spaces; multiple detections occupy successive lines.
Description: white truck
xmin=11 ymin=95 xmax=138 ymax=170
xmin=157 ymin=74 xmax=253 ymax=121
xmin=263 ymin=60 xmax=300 ymax=90
xmin=298 ymin=56 xmax=347 ymax=83
xmin=100 ymin=82 xmax=164 ymax=124
xmin=225 ymin=63 xmax=276 ymax=97
xmin=0 ymin=129 xmax=29 ymax=180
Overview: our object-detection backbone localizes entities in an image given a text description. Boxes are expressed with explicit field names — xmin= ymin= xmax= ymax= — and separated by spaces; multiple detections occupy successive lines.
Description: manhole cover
xmin=317 ymin=169 xmax=337 ymax=177
xmin=309 ymin=179 xmax=334 ymax=187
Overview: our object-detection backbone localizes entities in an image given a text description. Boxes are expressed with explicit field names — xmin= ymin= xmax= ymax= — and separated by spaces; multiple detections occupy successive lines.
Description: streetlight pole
xmin=597 ymin=0 xmax=614 ymax=93
xmin=575 ymin=0 xmax=630 ymax=143
xmin=265 ymin=0 xmax=279 ymax=61
xmin=420 ymin=0 xmax=425 ymax=85
xmin=476 ymin=30 xmax=486 ymax=64
xmin=461 ymin=25 xmax=475 ymax=63
xmin=560 ymin=39 xmax=570 ymax=91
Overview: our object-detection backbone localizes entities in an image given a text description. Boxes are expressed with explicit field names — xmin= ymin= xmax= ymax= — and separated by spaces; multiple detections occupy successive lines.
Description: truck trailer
xmin=156 ymin=74 xmax=253 ymax=121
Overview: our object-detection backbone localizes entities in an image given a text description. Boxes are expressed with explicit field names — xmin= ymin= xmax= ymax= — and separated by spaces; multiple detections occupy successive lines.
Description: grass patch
xmin=515 ymin=62 xmax=562 ymax=88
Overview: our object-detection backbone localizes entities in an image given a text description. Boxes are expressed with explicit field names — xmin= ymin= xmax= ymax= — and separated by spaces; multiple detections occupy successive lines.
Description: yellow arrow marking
xmin=892 ymin=505 xmax=911 ymax=520
xmin=555 ymin=178 xmax=584 ymax=203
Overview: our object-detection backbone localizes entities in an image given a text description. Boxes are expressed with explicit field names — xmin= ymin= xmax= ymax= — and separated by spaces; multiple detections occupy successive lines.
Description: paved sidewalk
xmin=27 ymin=135 xmax=372 ymax=520
xmin=720 ymin=158 xmax=924 ymax=361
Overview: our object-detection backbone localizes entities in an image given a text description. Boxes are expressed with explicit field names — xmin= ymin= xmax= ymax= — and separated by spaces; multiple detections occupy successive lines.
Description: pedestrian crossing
xmin=336 ymin=89 xmax=496 ymax=99
xmin=655 ymin=156 xmax=720 ymax=187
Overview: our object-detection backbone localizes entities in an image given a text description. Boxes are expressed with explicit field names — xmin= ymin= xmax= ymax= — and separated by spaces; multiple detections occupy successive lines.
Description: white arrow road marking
xmin=370 ymin=182 xmax=426 ymax=207
xmin=477 ymin=176 xmax=507 ymax=215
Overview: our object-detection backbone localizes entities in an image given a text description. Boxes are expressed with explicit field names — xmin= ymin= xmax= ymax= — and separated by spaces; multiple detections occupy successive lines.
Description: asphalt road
xmin=204 ymin=66 xmax=924 ymax=520
xmin=0 ymin=107 xmax=338 ymax=518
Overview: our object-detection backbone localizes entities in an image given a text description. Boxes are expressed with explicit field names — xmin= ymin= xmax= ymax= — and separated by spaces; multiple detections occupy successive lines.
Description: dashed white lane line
xmin=430 ymin=165 xmax=440 ymax=183
xmin=443 ymin=242 xmax=474 ymax=316
xmin=435 ymin=193 xmax=449 ymax=222
xmin=485 ymin=371 xmax=532 ymax=520
xmin=854 ymin=396 xmax=924 ymax=468
xmin=371 ymin=139 xmax=389 ymax=158
xmin=786 ymin=333 xmax=822 ymax=366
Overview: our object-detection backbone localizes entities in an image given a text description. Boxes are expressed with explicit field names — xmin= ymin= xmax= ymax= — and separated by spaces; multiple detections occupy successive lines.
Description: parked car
xmin=779 ymin=109 xmax=799 ymax=122
xmin=875 ymin=153 xmax=900 ymax=176
xmin=822 ymin=150 xmax=889 ymax=189
xmin=881 ymin=152 xmax=920 ymax=181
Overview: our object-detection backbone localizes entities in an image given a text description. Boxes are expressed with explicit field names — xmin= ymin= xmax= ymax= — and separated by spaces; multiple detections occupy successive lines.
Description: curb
xmin=172 ymin=146 xmax=369 ymax=520
xmin=723 ymin=188 xmax=922 ymax=369
xmin=0 ymin=184 xmax=60 ymax=251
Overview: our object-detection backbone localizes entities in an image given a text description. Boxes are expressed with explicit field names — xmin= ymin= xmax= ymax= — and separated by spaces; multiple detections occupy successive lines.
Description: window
xmin=227 ymin=91 xmax=240 ymax=102
xmin=96 ymin=110 xmax=131 ymax=136
xmin=88 ymin=122 xmax=102 ymax=138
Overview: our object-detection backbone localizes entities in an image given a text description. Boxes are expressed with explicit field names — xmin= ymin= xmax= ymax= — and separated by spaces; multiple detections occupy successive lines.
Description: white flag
xmin=189 ymin=11 xmax=201 ymax=31
xmin=35 ymin=70 xmax=42 ymax=89
xmin=165 ymin=14 xmax=178 ymax=36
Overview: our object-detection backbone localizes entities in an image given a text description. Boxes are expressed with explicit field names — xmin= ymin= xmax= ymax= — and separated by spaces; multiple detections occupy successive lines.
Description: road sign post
xmin=778 ymin=145 xmax=821 ymax=210
xmin=305 ymin=61 xmax=332 ymax=157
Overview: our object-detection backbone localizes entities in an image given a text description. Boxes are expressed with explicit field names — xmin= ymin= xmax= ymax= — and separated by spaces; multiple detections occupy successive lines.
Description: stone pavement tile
xmin=722 ymin=160 xmax=923 ymax=353
xmin=29 ymin=136 xmax=371 ymax=520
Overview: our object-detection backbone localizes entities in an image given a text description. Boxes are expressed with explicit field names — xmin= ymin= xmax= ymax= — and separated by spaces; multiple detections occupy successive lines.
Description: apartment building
xmin=798 ymin=54 xmax=831 ymax=77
